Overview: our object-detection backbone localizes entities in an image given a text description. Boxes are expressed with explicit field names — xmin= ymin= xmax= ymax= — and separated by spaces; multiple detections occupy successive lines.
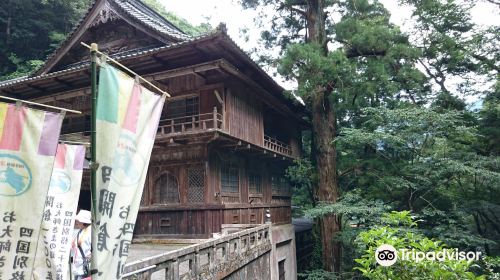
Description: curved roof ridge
xmin=112 ymin=0 xmax=190 ymax=39
xmin=117 ymin=0 xmax=184 ymax=34
xmin=32 ymin=0 xmax=191 ymax=76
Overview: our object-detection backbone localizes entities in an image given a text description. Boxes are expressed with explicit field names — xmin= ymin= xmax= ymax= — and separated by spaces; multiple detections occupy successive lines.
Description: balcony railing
xmin=123 ymin=224 xmax=271 ymax=279
xmin=264 ymin=135 xmax=292 ymax=156
xmin=157 ymin=107 xmax=223 ymax=135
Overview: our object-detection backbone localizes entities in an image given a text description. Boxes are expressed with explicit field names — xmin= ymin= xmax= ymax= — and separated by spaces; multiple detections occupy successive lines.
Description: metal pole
xmin=90 ymin=42 xmax=98 ymax=276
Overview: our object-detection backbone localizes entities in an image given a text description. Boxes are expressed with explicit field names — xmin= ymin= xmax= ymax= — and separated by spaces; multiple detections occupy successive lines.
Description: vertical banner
xmin=0 ymin=102 xmax=63 ymax=279
xmin=92 ymin=64 xmax=165 ymax=279
xmin=32 ymin=144 xmax=85 ymax=280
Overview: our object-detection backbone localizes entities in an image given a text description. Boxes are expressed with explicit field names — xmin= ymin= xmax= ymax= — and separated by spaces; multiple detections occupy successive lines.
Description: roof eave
xmin=32 ymin=0 xmax=190 ymax=76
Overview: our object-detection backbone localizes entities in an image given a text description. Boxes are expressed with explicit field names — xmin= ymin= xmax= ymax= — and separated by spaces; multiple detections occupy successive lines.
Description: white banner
xmin=32 ymin=144 xmax=85 ymax=280
xmin=0 ymin=102 xmax=63 ymax=280
xmin=92 ymin=64 xmax=165 ymax=279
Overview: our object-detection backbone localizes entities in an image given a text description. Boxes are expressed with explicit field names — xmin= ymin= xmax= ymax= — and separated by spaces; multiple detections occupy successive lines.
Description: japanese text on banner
xmin=0 ymin=102 xmax=63 ymax=280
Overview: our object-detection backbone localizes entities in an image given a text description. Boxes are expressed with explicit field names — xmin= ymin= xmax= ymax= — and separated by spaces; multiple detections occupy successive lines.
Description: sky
xmin=158 ymin=0 xmax=499 ymax=105
xmin=161 ymin=0 xmax=499 ymax=48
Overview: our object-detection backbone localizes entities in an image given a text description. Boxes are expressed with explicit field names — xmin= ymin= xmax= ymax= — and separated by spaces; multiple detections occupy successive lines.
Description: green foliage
xmin=478 ymin=82 xmax=500 ymax=156
xmin=0 ymin=0 xmax=92 ymax=80
xmin=475 ymin=256 xmax=500 ymax=280
xmin=305 ymin=191 xmax=390 ymax=227
xmin=337 ymin=106 xmax=500 ymax=250
xmin=399 ymin=0 xmax=498 ymax=94
xmin=142 ymin=0 xmax=212 ymax=36
xmin=243 ymin=0 xmax=500 ymax=273
xmin=354 ymin=211 xmax=485 ymax=280
xmin=0 ymin=0 xmax=211 ymax=81
xmin=1 ymin=55 xmax=44 ymax=81
xmin=287 ymin=158 xmax=316 ymax=210
xmin=297 ymin=269 xmax=341 ymax=280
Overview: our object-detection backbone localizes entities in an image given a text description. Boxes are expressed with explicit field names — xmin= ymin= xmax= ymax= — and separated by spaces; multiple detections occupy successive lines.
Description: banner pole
xmin=80 ymin=42 xmax=170 ymax=98
xmin=90 ymin=42 xmax=99 ymax=276
xmin=0 ymin=95 xmax=82 ymax=114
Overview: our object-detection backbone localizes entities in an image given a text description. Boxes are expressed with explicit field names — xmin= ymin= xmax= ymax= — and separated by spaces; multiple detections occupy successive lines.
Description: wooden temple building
xmin=0 ymin=0 xmax=306 ymax=278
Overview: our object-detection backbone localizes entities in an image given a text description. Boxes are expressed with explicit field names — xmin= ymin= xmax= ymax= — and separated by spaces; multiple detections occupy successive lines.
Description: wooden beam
xmin=192 ymin=43 xmax=218 ymax=61
xmin=193 ymin=71 xmax=207 ymax=82
xmin=218 ymin=60 xmax=300 ymax=120
xmin=152 ymin=55 xmax=169 ymax=66
xmin=150 ymin=60 xmax=223 ymax=81
xmin=0 ymin=88 xmax=15 ymax=97
xmin=213 ymin=90 xmax=223 ymax=104
xmin=219 ymin=140 xmax=242 ymax=149
xmin=32 ymin=87 xmax=91 ymax=103
xmin=27 ymin=84 xmax=47 ymax=94
xmin=54 ymin=77 xmax=74 ymax=87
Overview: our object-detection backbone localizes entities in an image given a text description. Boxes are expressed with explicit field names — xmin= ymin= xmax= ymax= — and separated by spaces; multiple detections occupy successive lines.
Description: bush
xmin=354 ymin=211 xmax=484 ymax=280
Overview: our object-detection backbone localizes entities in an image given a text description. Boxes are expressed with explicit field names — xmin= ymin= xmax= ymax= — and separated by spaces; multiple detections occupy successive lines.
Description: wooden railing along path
xmin=122 ymin=224 xmax=272 ymax=280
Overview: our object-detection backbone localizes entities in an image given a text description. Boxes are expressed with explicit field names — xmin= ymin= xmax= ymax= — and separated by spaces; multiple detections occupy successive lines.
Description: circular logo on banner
xmin=112 ymin=134 xmax=145 ymax=187
xmin=0 ymin=154 xmax=32 ymax=196
xmin=49 ymin=170 xmax=72 ymax=194
xmin=375 ymin=244 xmax=398 ymax=266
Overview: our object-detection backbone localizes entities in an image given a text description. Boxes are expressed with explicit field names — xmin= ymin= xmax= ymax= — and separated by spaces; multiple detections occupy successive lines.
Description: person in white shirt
xmin=71 ymin=210 xmax=92 ymax=280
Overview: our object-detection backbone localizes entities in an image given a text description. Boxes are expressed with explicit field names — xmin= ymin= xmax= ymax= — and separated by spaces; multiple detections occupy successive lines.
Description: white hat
xmin=75 ymin=210 xmax=92 ymax=224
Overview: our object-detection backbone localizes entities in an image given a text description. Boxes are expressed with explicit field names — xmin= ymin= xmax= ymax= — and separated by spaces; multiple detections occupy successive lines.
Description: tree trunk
xmin=305 ymin=0 xmax=342 ymax=273
xmin=311 ymin=88 xmax=341 ymax=272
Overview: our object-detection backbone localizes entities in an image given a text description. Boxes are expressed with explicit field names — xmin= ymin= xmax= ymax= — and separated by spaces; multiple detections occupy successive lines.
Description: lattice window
xmin=162 ymin=96 xmax=199 ymax=120
xmin=249 ymin=173 xmax=262 ymax=194
xmin=271 ymin=175 xmax=280 ymax=193
xmin=272 ymin=175 xmax=291 ymax=196
xmin=188 ymin=166 xmax=205 ymax=203
xmin=154 ymin=172 xmax=179 ymax=204
xmin=280 ymin=177 xmax=290 ymax=195
xmin=221 ymin=164 xmax=239 ymax=193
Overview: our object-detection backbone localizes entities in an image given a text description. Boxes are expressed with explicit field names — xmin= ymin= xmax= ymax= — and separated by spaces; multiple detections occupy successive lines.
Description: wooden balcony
xmin=152 ymin=107 xmax=298 ymax=160
xmin=157 ymin=107 xmax=224 ymax=135
xmin=264 ymin=135 xmax=292 ymax=157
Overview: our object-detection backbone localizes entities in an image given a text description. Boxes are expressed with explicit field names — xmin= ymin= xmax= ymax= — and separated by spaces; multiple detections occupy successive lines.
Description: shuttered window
xmin=221 ymin=165 xmax=239 ymax=193
xmin=154 ymin=172 xmax=179 ymax=204
xmin=249 ymin=173 xmax=262 ymax=194
xmin=163 ymin=96 xmax=199 ymax=119
xmin=272 ymin=175 xmax=291 ymax=196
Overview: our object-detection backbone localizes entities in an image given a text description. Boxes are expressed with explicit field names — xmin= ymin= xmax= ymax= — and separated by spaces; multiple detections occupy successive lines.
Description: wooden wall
xmin=208 ymin=149 xmax=292 ymax=225
xmin=225 ymin=86 xmax=264 ymax=146
xmin=134 ymin=144 xmax=292 ymax=239
xmin=164 ymin=74 xmax=205 ymax=94
xmin=135 ymin=209 xmax=223 ymax=238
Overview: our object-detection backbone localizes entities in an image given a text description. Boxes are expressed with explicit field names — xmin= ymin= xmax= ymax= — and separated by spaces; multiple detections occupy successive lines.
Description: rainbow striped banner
xmin=33 ymin=144 xmax=86 ymax=280
xmin=0 ymin=102 xmax=64 ymax=279
xmin=92 ymin=64 xmax=165 ymax=279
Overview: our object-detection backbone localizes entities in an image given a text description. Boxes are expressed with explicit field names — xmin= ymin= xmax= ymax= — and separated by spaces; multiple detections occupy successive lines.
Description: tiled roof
xmin=112 ymin=0 xmax=189 ymax=40
xmin=0 ymin=32 xmax=218 ymax=88
xmin=33 ymin=0 xmax=190 ymax=75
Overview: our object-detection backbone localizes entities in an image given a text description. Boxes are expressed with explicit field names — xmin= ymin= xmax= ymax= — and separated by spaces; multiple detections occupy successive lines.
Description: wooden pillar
xmin=213 ymin=106 xmax=217 ymax=129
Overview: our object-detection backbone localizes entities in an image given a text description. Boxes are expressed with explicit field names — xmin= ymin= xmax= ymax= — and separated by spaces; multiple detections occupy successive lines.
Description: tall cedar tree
xmin=242 ymin=0 xmax=428 ymax=272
